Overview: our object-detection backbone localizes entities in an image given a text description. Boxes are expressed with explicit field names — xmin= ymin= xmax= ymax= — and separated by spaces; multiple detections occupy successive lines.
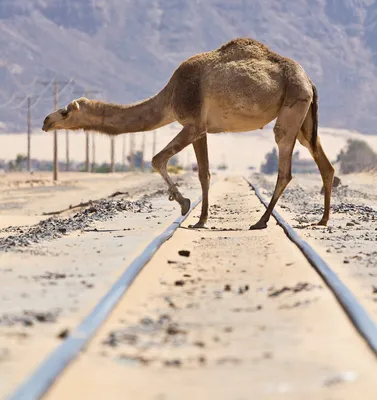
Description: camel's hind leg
xmin=250 ymin=93 xmax=311 ymax=230
xmin=189 ymin=135 xmax=210 ymax=228
xmin=152 ymin=124 xmax=205 ymax=216
xmin=298 ymin=115 xmax=335 ymax=225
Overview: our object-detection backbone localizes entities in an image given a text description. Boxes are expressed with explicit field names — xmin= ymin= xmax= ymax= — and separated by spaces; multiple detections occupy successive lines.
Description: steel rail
xmin=245 ymin=178 xmax=377 ymax=356
xmin=6 ymin=194 xmax=203 ymax=400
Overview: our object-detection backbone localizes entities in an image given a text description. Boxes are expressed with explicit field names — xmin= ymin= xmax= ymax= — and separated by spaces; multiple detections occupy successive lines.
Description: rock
xmin=224 ymin=284 xmax=231 ymax=292
xmin=178 ymin=250 xmax=190 ymax=257
xmin=164 ymin=359 xmax=182 ymax=367
xmin=57 ymin=328 xmax=70 ymax=339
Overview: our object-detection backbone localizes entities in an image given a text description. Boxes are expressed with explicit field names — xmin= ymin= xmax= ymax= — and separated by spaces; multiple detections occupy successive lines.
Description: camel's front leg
xmin=152 ymin=125 xmax=203 ymax=216
xmin=189 ymin=135 xmax=210 ymax=228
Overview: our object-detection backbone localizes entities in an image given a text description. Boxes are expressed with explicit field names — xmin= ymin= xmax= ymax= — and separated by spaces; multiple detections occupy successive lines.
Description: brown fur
xmin=42 ymin=37 xmax=334 ymax=229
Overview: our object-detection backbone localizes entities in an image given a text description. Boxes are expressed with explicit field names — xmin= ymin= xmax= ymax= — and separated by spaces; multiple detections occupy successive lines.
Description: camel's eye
xmin=61 ymin=109 xmax=69 ymax=118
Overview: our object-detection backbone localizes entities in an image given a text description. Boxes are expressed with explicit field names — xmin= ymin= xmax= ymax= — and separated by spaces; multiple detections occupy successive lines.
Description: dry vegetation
xmin=337 ymin=139 xmax=377 ymax=174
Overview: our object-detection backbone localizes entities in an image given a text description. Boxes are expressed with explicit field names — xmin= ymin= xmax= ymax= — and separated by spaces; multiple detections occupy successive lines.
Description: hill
xmin=1 ymin=0 xmax=377 ymax=133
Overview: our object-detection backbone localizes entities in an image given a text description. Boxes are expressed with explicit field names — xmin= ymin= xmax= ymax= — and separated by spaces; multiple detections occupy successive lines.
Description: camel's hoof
xmin=181 ymin=198 xmax=191 ymax=216
xmin=188 ymin=221 xmax=207 ymax=229
xmin=249 ymin=221 xmax=267 ymax=230
xmin=312 ymin=219 xmax=328 ymax=227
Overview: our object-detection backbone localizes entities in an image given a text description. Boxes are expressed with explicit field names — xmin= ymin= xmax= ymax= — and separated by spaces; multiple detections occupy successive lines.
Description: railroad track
xmin=6 ymin=176 xmax=377 ymax=400
xmin=245 ymin=178 xmax=377 ymax=355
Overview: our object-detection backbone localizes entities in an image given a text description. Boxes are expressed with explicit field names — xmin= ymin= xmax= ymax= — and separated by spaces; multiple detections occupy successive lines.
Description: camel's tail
xmin=311 ymin=83 xmax=318 ymax=148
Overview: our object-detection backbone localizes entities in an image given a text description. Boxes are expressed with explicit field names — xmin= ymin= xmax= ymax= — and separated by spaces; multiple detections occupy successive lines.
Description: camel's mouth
xmin=42 ymin=115 xmax=56 ymax=132
xmin=42 ymin=121 xmax=54 ymax=132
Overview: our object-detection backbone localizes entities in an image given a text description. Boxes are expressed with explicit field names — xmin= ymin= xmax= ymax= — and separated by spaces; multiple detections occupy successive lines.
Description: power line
xmin=29 ymin=78 xmax=74 ymax=111
xmin=0 ymin=93 xmax=20 ymax=109
xmin=8 ymin=73 xmax=39 ymax=94
xmin=7 ymin=79 xmax=56 ymax=110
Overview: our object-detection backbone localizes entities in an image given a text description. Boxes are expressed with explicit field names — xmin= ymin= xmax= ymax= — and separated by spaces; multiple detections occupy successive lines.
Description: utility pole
xmin=129 ymin=134 xmax=135 ymax=171
xmin=141 ymin=132 xmax=146 ymax=172
xmin=85 ymin=131 xmax=90 ymax=172
xmin=110 ymin=136 xmax=115 ymax=173
xmin=122 ymin=134 xmax=127 ymax=171
xmin=27 ymin=96 xmax=31 ymax=172
xmin=84 ymin=89 xmax=101 ymax=173
xmin=91 ymin=132 xmax=96 ymax=172
xmin=53 ymin=78 xmax=58 ymax=181
xmin=152 ymin=130 xmax=157 ymax=157
xmin=38 ymin=77 xmax=73 ymax=181
xmin=65 ymin=130 xmax=70 ymax=171
xmin=72 ymin=88 xmax=101 ymax=173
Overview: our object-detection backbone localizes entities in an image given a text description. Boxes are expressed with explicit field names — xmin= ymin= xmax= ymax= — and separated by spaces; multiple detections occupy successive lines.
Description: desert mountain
xmin=0 ymin=0 xmax=377 ymax=133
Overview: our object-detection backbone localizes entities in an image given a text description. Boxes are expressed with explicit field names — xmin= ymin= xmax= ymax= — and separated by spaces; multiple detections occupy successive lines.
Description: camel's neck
xmin=81 ymin=89 xmax=174 ymax=135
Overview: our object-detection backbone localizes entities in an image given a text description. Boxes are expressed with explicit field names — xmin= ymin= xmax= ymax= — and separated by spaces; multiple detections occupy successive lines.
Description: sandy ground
xmin=28 ymin=177 xmax=377 ymax=400
xmin=0 ymin=171 xmax=163 ymax=227
xmin=0 ymin=170 xmax=202 ymax=397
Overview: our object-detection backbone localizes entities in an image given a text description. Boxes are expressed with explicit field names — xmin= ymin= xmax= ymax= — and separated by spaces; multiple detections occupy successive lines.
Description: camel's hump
xmin=216 ymin=37 xmax=283 ymax=63
xmin=218 ymin=38 xmax=270 ymax=53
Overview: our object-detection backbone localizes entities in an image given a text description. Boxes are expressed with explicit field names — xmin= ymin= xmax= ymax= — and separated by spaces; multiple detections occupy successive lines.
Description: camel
xmin=42 ymin=37 xmax=335 ymax=230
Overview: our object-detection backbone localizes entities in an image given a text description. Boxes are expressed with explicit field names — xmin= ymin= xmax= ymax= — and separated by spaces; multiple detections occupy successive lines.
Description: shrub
xmin=260 ymin=147 xmax=278 ymax=174
xmin=337 ymin=139 xmax=377 ymax=174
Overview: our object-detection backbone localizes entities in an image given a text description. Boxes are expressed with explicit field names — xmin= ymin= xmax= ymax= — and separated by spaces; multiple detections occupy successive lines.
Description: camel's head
xmin=42 ymin=97 xmax=88 ymax=132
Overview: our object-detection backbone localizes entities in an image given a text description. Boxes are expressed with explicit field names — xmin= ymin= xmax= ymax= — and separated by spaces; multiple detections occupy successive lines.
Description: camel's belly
xmin=206 ymin=106 xmax=278 ymax=133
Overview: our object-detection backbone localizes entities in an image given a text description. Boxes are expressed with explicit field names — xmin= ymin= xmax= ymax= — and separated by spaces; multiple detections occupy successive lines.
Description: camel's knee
xmin=273 ymin=124 xmax=287 ymax=144
xmin=152 ymin=153 xmax=165 ymax=172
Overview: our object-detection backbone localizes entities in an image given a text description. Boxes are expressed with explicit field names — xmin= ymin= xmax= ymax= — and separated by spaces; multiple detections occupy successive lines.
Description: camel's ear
xmin=71 ymin=100 xmax=80 ymax=111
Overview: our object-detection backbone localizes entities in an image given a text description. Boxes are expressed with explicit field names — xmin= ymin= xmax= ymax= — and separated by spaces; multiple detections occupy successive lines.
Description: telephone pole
xmin=65 ymin=130 xmax=70 ymax=171
xmin=122 ymin=134 xmax=127 ymax=171
xmin=152 ymin=130 xmax=157 ymax=157
xmin=91 ymin=132 xmax=96 ymax=172
xmin=141 ymin=132 xmax=146 ymax=172
xmin=110 ymin=136 xmax=115 ymax=173
xmin=53 ymin=79 xmax=58 ymax=181
xmin=38 ymin=77 xmax=73 ymax=181
xmin=84 ymin=89 xmax=101 ymax=172
xmin=72 ymin=88 xmax=101 ymax=172
xmin=129 ymin=134 xmax=135 ymax=171
xmin=27 ymin=97 xmax=31 ymax=172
